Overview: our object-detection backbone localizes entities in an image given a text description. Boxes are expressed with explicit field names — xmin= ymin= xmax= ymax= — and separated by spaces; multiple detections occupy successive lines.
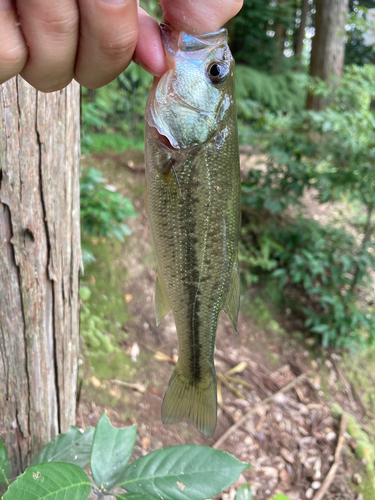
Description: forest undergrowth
xmin=76 ymin=151 xmax=375 ymax=500
xmin=77 ymin=5 xmax=375 ymax=497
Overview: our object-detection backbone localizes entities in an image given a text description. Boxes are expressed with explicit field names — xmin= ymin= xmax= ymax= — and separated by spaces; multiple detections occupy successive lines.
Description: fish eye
xmin=206 ymin=61 xmax=229 ymax=85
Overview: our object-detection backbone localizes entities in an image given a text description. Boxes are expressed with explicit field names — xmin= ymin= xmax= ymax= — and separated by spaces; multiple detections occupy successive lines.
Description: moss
xmin=80 ymin=235 xmax=135 ymax=383
xmin=82 ymin=238 xmax=129 ymax=324
xmin=359 ymin=477 xmax=375 ymax=500
xmin=341 ymin=346 xmax=375 ymax=436
xmin=331 ymin=403 xmax=343 ymax=417
xmin=346 ymin=413 xmax=361 ymax=439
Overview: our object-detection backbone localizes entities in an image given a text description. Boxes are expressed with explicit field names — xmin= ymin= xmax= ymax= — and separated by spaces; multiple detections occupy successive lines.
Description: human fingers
xmin=75 ymin=0 xmax=138 ymax=89
xmin=160 ymin=0 xmax=243 ymax=34
xmin=133 ymin=7 xmax=167 ymax=77
xmin=17 ymin=0 xmax=79 ymax=92
xmin=0 ymin=0 xmax=28 ymax=85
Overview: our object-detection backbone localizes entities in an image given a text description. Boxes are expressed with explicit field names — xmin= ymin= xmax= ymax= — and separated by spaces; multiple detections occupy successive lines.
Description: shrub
xmin=80 ymin=167 xmax=135 ymax=244
xmin=81 ymin=63 xmax=153 ymax=155
xmin=240 ymin=65 xmax=375 ymax=348
xmin=0 ymin=412 xmax=249 ymax=500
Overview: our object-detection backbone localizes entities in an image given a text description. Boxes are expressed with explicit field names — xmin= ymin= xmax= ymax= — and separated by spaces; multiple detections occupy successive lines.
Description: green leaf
xmin=116 ymin=495 xmax=158 ymax=500
xmin=235 ymin=484 xmax=252 ymax=500
xmin=3 ymin=462 xmax=91 ymax=500
xmin=270 ymin=495 xmax=292 ymax=500
xmin=91 ymin=411 xmax=137 ymax=491
xmin=0 ymin=438 xmax=9 ymax=485
xmin=120 ymin=445 xmax=250 ymax=500
xmin=79 ymin=287 xmax=92 ymax=302
xmin=32 ymin=426 xmax=94 ymax=468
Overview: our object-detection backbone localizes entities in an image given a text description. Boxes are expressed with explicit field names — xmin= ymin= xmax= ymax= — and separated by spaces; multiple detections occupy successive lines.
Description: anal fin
xmin=223 ymin=262 xmax=240 ymax=333
xmin=155 ymin=272 xmax=172 ymax=325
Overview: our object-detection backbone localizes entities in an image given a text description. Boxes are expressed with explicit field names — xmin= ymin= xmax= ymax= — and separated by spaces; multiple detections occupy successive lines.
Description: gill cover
xmin=145 ymin=24 xmax=234 ymax=150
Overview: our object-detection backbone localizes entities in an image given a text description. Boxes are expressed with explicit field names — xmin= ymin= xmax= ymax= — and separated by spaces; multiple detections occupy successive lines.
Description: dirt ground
xmin=77 ymin=151 xmax=375 ymax=500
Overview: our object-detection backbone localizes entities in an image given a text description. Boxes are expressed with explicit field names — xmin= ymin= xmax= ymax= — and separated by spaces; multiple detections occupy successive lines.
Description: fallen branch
xmin=312 ymin=413 xmax=347 ymax=500
xmin=213 ymin=373 xmax=307 ymax=449
xmin=110 ymin=379 xmax=146 ymax=393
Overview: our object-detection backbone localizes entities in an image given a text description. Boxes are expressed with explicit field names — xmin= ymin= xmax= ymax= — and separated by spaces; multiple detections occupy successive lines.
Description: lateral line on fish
xmin=187 ymin=183 xmax=200 ymax=381
xmin=190 ymin=154 xmax=212 ymax=376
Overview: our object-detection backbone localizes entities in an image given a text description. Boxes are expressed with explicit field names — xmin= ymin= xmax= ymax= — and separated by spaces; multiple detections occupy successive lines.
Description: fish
xmin=144 ymin=23 xmax=241 ymax=438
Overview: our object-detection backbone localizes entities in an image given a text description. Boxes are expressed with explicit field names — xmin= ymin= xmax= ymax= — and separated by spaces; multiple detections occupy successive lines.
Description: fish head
xmin=146 ymin=24 xmax=235 ymax=150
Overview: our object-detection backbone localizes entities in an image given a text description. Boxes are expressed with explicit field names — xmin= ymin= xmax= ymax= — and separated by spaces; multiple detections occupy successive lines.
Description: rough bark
xmin=294 ymin=0 xmax=309 ymax=68
xmin=306 ymin=0 xmax=349 ymax=110
xmin=0 ymin=76 xmax=81 ymax=478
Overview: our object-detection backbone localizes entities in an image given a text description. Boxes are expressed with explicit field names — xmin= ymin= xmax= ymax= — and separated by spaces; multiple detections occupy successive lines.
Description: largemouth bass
xmin=145 ymin=24 xmax=241 ymax=437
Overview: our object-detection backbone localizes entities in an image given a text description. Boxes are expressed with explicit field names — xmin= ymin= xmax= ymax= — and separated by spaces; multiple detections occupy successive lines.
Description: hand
xmin=0 ymin=0 xmax=165 ymax=91
xmin=0 ymin=0 xmax=242 ymax=92
xmin=135 ymin=0 xmax=243 ymax=75
xmin=159 ymin=0 xmax=243 ymax=34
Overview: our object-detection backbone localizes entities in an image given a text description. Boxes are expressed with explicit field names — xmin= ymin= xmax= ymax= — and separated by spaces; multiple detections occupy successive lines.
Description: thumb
xmin=159 ymin=0 xmax=243 ymax=34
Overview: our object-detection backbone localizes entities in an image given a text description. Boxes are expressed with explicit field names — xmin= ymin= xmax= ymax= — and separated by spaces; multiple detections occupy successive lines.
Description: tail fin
xmin=161 ymin=367 xmax=217 ymax=438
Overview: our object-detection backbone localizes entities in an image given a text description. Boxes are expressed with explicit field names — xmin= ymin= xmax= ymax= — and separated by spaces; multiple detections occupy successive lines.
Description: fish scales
xmin=145 ymin=24 xmax=241 ymax=437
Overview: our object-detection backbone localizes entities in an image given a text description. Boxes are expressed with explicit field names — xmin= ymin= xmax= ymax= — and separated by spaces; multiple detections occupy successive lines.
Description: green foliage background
xmin=81 ymin=2 xmax=375 ymax=349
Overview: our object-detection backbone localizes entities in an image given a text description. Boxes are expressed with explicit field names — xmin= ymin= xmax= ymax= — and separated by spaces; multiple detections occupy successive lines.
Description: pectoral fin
xmin=223 ymin=262 xmax=240 ymax=333
xmin=155 ymin=272 xmax=172 ymax=325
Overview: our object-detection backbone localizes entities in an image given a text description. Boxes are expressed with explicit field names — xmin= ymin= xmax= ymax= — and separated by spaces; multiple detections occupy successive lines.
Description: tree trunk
xmin=0 ymin=77 xmax=81 ymax=479
xmin=306 ymin=0 xmax=349 ymax=110
xmin=294 ymin=0 xmax=309 ymax=69
xmin=274 ymin=0 xmax=288 ymax=55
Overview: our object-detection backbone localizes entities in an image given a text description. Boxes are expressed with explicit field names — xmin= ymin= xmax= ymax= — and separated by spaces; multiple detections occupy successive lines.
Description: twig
xmin=213 ymin=373 xmax=307 ymax=449
xmin=225 ymin=375 xmax=253 ymax=390
xmin=218 ymin=403 xmax=236 ymax=423
xmin=312 ymin=413 xmax=347 ymax=500
xmin=154 ymin=351 xmax=177 ymax=365
xmin=224 ymin=361 xmax=248 ymax=376
xmin=218 ymin=374 xmax=246 ymax=400
xmin=110 ymin=379 xmax=146 ymax=393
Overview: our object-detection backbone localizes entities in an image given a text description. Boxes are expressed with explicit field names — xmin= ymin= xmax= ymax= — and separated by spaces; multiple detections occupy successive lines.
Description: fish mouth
xmin=145 ymin=32 xmax=225 ymax=150
xmin=153 ymin=127 xmax=201 ymax=154
xmin=160 ymin=23 xmax=228 ymax=54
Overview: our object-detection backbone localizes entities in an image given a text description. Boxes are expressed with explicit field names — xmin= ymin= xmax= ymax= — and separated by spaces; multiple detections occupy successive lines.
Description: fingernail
xmin=0 ymin=0 xmax=12 ymax=10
